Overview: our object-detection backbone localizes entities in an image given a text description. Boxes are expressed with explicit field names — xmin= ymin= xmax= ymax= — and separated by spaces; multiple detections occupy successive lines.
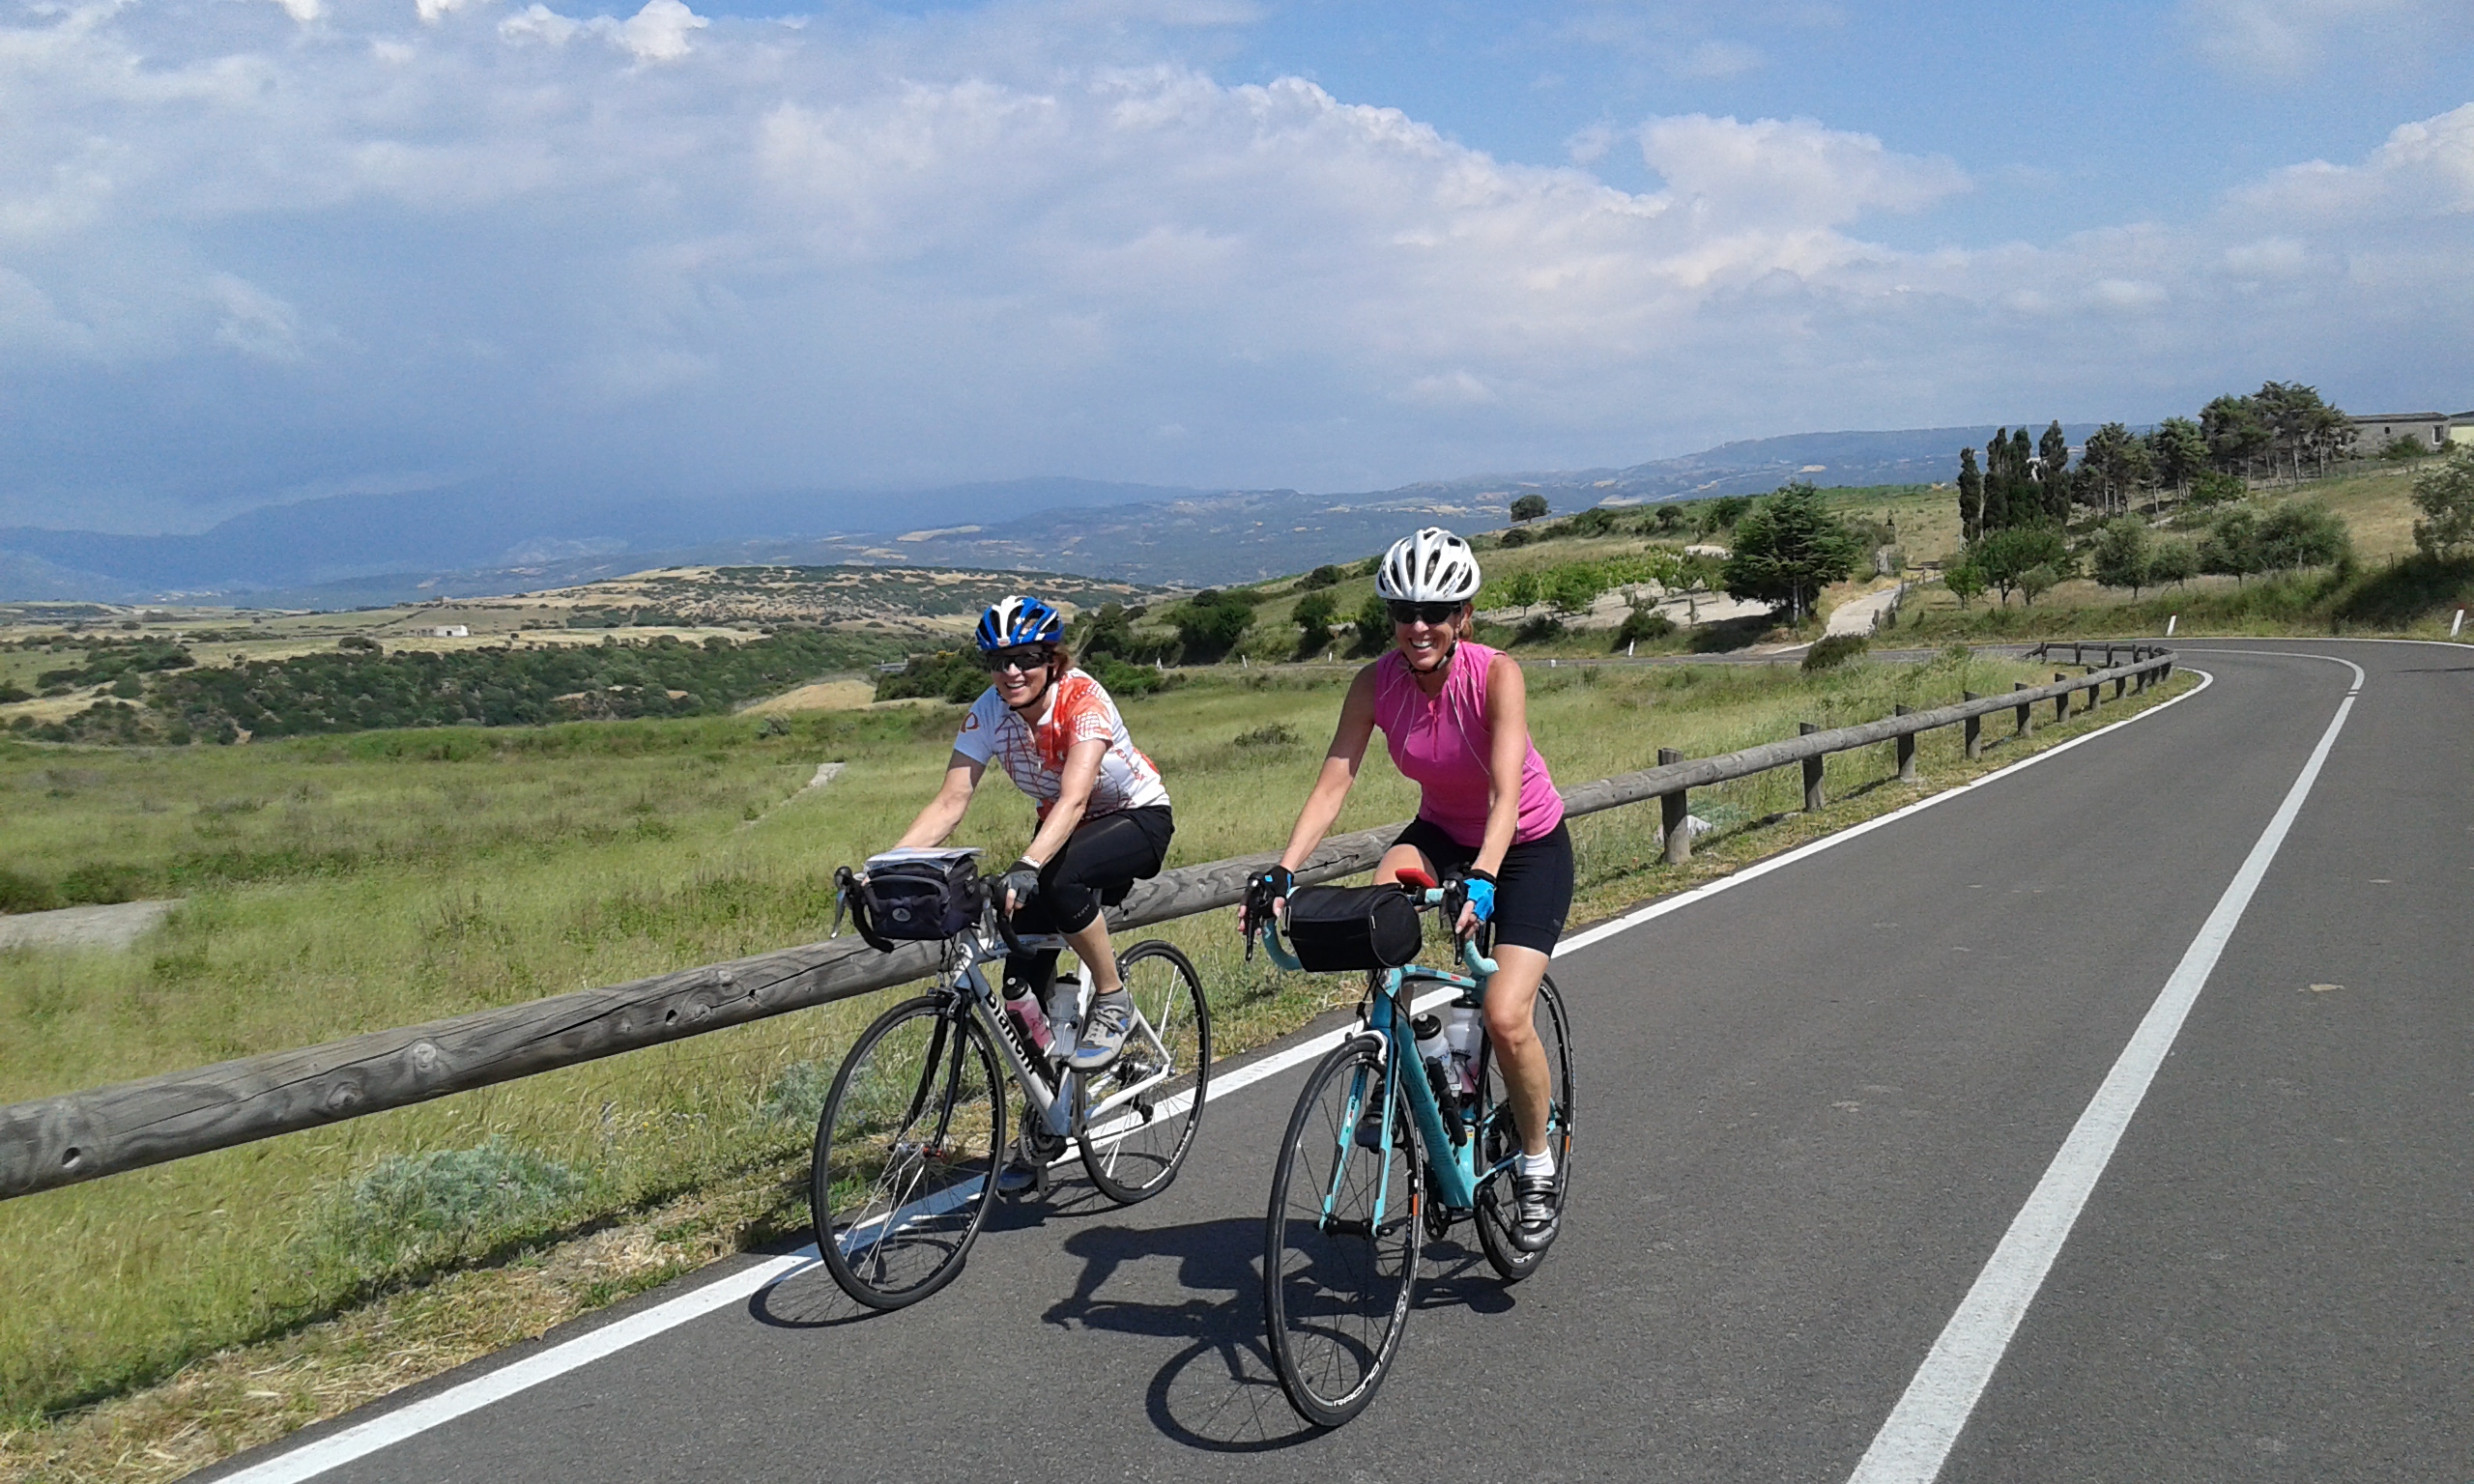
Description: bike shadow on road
xmin=739 ymin=1172 xmax=1144 ymax=1330
xmin=1040 ymin=1216 xmax=1516 ymax=1450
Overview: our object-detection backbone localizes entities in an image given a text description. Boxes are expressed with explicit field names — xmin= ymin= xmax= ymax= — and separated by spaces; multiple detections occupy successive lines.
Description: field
xmin=0 ymin=644 xmax=2165 ymax=1465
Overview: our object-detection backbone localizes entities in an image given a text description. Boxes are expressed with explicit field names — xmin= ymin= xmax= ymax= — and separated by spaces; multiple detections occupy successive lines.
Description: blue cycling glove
xmin=1462 ymin=870 xmax=1496 ymax=924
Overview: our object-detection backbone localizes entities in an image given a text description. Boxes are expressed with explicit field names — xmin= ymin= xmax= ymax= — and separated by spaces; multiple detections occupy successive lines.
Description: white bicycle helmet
xmin=1373 ymin=527 xmax=1482 ymax=604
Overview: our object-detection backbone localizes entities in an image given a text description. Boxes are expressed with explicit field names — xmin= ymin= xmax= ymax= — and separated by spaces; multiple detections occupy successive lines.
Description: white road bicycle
xmin=812 ymin=854 xmax=1210 ymax=1310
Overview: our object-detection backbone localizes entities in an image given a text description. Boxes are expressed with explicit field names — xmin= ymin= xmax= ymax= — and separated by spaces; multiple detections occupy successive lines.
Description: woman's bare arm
xmin=894 ymin=751 xmax=985 ymax=848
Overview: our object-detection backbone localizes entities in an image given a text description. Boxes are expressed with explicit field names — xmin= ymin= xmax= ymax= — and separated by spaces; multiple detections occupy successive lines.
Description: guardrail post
xmin=1893 ymin=705 xmax=1917 ymax=782
xmin=1799 ymin=723 xmax=1825 ymax=811
xmin=2054 ymin=674 xmax=2070 ymax=721
xmin=2072 ymin=642 xmax=2084 ymax=667
xmin=2113 ymin=672 xmax=2126 ymax=699
xmin=1658 ymin=748 xmax=1690 ymax=865
xmin=1963 ymin=693 xmax=1983 ymax=758
xmin=2133 ymin=666 xmax=2146 ymax=695
xmin=2015 ymin=681 xmax=2034 ymax=736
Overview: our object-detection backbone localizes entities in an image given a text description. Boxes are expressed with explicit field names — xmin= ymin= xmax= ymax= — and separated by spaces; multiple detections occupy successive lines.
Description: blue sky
xmin=3 ymin=0 xmax=2470 ymax=532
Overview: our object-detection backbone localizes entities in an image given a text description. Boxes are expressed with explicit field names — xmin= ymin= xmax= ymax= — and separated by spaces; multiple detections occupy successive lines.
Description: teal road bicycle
xmin=1248 ymin=871 xmax=1575 ymax=1426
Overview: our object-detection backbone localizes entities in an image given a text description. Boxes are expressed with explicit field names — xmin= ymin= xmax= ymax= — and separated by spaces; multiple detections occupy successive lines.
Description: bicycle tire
xmin=1078 ymin=939 xmax=1212 ymax=1205
xmin=1472 ymin=973 xmax=1574 ymax=1284
xmin=1263 ymin=1033 xmax=1424 ymax=1428
xmin=812 ymin=995 xmax=1005 ymax=1311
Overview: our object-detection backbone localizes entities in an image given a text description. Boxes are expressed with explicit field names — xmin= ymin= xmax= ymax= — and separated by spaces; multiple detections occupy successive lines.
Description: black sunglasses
xmin=1387 ymin=600 xmax=1462 ymax=626
xmin=982 ymin=645 xmax=1054 ymax=673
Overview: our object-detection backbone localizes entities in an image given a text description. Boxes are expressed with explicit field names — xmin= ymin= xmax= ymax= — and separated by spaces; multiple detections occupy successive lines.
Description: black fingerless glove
xmin=1000 ymin=858 xmax=1043 ymax=909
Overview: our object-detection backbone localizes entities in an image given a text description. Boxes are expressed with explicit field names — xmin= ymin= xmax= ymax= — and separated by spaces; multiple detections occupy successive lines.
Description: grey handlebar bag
xmin=1283 ymin=884 xmax=1423 ymax=972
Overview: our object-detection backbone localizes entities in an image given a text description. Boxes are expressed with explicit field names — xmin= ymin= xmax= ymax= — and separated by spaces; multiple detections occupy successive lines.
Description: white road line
xmin=219 ymin=1245 xmax=823 ymax=1484
xmin=223 ymin=662 xmax=2216 ymax=1484
xmin=1845 ymin=653 xmax=2363 ymax=1484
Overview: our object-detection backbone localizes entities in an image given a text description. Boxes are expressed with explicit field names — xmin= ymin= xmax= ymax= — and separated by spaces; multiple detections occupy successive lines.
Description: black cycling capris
xmin=1005 ymin=806 xmax=1174 ymax=989
xmin=1391 ymin=816 xmax=1573 ymax=956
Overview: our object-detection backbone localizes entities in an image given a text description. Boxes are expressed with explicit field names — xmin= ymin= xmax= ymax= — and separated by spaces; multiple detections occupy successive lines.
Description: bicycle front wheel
xmin=1473 ymin=973 xmax=1574 ymax=1284
xmin=1263 ymin=1034 xmax=1424 ymax=1428
xmin=1079 ymin=938 xmax=1212 ymax=1205
xmin=812 ymin=995 xmax=1005 ymax=1311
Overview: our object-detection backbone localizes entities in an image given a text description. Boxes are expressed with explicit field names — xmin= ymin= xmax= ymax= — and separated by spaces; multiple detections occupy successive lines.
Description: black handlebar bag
xmin=858 ymin=853 xmax=983 ymax=941
xmin=1283 ymin=884 xmax=1423 ymax=972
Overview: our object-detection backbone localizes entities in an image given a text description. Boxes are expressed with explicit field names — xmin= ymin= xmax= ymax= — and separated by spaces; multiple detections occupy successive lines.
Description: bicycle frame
xmin=1256 ymin=894 xmax=1510 ymax=1225
xmin=936 ymin=921 xmax=1187 ymax=1149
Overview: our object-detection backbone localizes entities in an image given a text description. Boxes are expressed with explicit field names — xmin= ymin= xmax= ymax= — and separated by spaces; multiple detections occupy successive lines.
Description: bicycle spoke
xmin=1079 ymin=940 xmax=1210 ymax=1205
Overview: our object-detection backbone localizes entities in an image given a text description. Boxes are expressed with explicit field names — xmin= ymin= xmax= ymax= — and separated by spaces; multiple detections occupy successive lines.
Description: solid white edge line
xmin=219 ymin=1245 xmax=822 ymax=1484
xmin=226 ymin=661 xmax=2218 ymax=1484
xmin=1844 ymin=653 xmax=2363 ymax=1484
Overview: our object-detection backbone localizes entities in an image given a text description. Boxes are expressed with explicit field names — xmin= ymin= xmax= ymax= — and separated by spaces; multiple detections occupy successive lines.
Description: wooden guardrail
xmin=0 ymin=643 xmax=2175 ymax=1201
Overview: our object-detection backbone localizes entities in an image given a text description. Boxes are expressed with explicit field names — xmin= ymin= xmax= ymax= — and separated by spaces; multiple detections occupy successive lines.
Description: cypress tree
xmin=1957 ymin=446 xmax=1983 ymax=542
xmin=1981 ymin=430 xmax=2011 ymax=531
xmin=2038 ymin=421 xmax=2072 ymax=521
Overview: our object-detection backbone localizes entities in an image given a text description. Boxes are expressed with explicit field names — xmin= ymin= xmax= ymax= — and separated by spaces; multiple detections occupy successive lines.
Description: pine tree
xmin=2038 ymin=421 xmax=2072 ymax=521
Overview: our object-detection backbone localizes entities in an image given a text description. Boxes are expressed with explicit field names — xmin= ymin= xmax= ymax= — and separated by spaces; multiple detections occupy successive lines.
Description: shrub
xmin=1801 ymin=634 xmax=1869 ymax=671
xmin=1614 ymin=608 xmax=1675 ymax=648
xmin=303 ymin=1140 xmax=589 ymax=1287
xmin=876 ymin=649 xmax=985 ymax=703
xmin=1297 ymin=564 xmax=1344 ymax=590
xmin=1172 ymin=591 xmax=1254 ymax=662
xmin=2411 ymin=448 xmax=2474 ymax=559
xmin=757 ymin=1061 xmax=833 ymax=1127
xmin=1510 ymin=615 xmax=1565 ymax=644
xmin=1510 ymin=492 xmax=1550 ymax=522
xmin=1497 ymin=526 xmax=1533 ymax=548
xmin=1233 ymin=722 xmax=1300 ymax=748
xmin=1351 ymin=592 xmax=1393 ymax=655
xmin=0 ymin=867 xmax=63 ymax=914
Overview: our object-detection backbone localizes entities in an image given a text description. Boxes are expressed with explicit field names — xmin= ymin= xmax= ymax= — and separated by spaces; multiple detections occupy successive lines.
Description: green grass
xmin=0 ymin=647 xmax=2087 ymax=1425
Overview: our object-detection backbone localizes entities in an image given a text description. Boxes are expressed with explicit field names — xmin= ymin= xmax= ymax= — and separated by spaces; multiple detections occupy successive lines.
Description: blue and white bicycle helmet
xmin=975 ymin=594 xmax=1065 ymax=651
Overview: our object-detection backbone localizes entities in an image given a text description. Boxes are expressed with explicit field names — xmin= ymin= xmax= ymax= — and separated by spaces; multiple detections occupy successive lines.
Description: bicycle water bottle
xmin=1411 ymin=1013 xmax=1449 ymax=1069
xmin=1047 ymin=974 xmax=1081 ymax=1061
xmin=1002 ymin=982 xmax=1053 ymax=1056
xmin=1444 ymin=1002 xmax=1482 ymax=1096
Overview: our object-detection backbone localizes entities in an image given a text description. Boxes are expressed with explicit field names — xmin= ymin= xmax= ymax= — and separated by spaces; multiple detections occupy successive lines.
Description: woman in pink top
xmin=1245 ymin=527 xmax=1572 ymax=1251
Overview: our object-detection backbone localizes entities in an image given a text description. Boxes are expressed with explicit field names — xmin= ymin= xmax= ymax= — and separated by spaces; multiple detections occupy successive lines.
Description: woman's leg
xmin=1478 ymin=949 xmax=1553 ymax=1156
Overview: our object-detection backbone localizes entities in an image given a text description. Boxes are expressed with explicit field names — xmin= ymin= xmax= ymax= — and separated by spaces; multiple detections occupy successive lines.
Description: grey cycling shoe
xmin=1065 ymin=989 xmax=1136 ymax=1073
xmin=1510 ymin=1171 xmax=1561 ymax=1252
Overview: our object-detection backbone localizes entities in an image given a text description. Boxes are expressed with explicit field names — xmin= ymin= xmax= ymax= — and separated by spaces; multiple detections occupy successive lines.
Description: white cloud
xmin=0 ymin=0 xmax=2467 ymax=524
xmin=2185 ymin=0 xmax=2474 ymax=76
xmin=1637 ymin=114 xmax=1970 ymax=226
xmin=208 ymin=274 xmax=309 ymax=361
xmin=269 ymin=0 xmax=325 ymax=23
xmin=1673 ymin=40 xmax=1763 ymax=79
xmin=417 ymin=0 xmax=493 ymax=23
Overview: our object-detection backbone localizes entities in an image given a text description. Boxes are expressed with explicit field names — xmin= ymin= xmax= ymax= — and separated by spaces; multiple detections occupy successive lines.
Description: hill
xmin=0 ymin=426 xmax=2086 ymax=602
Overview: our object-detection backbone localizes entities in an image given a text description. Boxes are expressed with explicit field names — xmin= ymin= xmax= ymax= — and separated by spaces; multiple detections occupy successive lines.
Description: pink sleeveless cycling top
xmin=1373 ymin=640 xmax=1563 ymax=850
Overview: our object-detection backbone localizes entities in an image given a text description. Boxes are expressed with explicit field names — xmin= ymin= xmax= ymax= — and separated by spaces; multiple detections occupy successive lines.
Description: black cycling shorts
xmin=1391 ymin=816 xmax=1573 ymax=956
xmin=1006 ymin=806 xmax=1173 ymax=987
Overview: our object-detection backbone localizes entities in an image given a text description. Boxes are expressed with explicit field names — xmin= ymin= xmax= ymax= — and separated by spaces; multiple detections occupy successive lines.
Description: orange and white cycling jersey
xmin=953 ymin=670 xmax=1171 ymax=820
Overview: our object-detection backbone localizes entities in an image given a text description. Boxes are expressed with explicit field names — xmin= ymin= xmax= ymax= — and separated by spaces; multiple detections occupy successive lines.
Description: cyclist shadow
xmin=1042 ymin=1218 xmax=1513 ymax=1450
xmin=744 ymin=1173 xmax=1131 ymax=1330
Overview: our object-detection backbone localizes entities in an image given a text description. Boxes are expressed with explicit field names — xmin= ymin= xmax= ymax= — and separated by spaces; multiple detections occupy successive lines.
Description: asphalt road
xmin=204 ymin=639 xmax=2470 ymax=1484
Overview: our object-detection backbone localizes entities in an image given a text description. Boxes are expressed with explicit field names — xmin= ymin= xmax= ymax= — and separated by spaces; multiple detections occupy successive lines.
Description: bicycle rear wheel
xmin=1472 ymin=973 xmax=1574 ymax=1284
xmin=1263 ymin=1034 xmax=1424 ymax=1428
xmin=813 ymin=995 xmax=1005 ymax=1311
xmin=1079 ymin=938 xmax=1211 ymax=1204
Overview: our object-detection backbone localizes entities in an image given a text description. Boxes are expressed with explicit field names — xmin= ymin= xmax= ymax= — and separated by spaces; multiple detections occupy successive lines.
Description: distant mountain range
xmin=0 ymin=425 xmax=2090 ymax=603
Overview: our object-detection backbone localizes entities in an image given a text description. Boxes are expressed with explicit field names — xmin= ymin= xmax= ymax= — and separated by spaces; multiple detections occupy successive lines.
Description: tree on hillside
xmin=2411 ymin=447 xmax=2474 ymax=558
xmin=2254 ymin=499 xmax=2350 ymax=574
xmin=1352 ymin=591 xmax=1393 ymax=654
xmin=1173 ymin=590 xmax=1253 ymax=662
xmin=1292 ymin=591 xmax=1338 ymax=656
xmin=2201 ymin=393 xmax=2271 ymax=480
xmin=2199 ymin=505 xmax=2260 ymax=584
xmin=2149 ymin=540 xmax=2199 ymax=588
xmin=1970 ymin=525 xmax=2068 ymax=607
xmin=1702 ymin=495 xmax=1752 ymax=532
xmin=1501 ymin=569 xmax=1542 ymax=616
xmin=1654 ymin=503 xmax=1686 ymax=533
xmin=1980 ymin=430 xmax=2012 ymax=530
xmin=2078 ymin=423 xmax=2153 ymax=519
xmin=1720 ymin=481 xmax=1861 ymax=624
xmin=2090 ymin=516 xmax=2154 ymax=598
xmin=1510 ymin=493 xmax=1551 ymax=522
xmin=2254 ymin=381 xmax=2350 ymax=482
xmin=1943 ymin=560 xmax=1987 ymax=609
xmin=2147 ymin=416 xmax=2208 ymax=496
xmin=1957 ymin=446 xmax=1984 ymax=542
xmin=2019 ymin=563 xmax=2059 ymax=607
xmin=1547 ymin=565 xmax=1601 ymax=616
xmin=2038 ymin=421 xmax=2073 ymax=522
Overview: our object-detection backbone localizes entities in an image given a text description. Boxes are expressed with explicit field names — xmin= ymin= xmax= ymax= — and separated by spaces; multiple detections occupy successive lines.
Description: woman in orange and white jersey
xmin=893 ymin=595 xmax=1172 ymax=1077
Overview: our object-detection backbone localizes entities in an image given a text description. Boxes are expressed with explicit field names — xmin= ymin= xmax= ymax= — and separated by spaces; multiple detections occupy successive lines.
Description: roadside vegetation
xmin=0 ymin=644 xmax=2183 ymax=1477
